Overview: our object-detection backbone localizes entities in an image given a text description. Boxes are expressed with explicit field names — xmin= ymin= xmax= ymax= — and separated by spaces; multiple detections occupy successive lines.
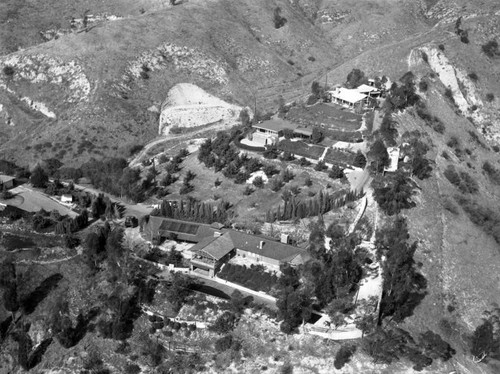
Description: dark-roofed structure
xmin=189 ymin=230 xmax=309 ymax=277
xmin=144 ymin=216 xmax=222 ymax=244
xmin=189 ymin=235 xmax=235 ymax=277
xmin=145 ymin=216 xmax=310 ymax=277
xmin=0 ymin=175 xmax=15 ymax=190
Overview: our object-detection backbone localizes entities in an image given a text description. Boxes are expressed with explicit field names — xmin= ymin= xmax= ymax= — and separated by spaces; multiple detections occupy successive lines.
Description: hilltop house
xmin=189 ymin=230 xmax=309 ymax=277
xmin=143 ymin=215 xmax=309 ymax=277
xmin=0 ymin=175 xmax=15 ymax=190
xmin=328 ymin=88 xmax=367 ymax=109
xmin=251 ymin=119 xmax=299 ymax=146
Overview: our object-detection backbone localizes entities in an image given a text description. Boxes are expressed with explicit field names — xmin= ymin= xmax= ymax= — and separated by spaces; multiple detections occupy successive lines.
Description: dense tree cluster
xmin=380 ymin=112 xmax=398 ymax=146
xmin=375 ymin=217 xmax=427 ymax=322
xmin=373 ymin=171 xmax=417 ymax=216
xmin=363 ymin=327 xmax=455 ymax=370
xmin=454 ymin=196 xmax=500 ymax=244
xmin=265 ymin=189 xmax=363 ymax=222
xmin=385 ymin=72 xmax=420 ymax=112
xmin=401 ymin=131 xmax=433 ymax=180
xmin=367 ymin=139 xmax=390 ymax=173
xmin=198 ymin=131 xmax=264 ymax=184
xmin=345 ymin=69 xmax=368 ymax=89
xmin=276 ymin=265 xmax=312 ymax=334
xmin=470 ymin=307 xmax=500 ymax=363
xmin=443 ymin=166 xmax=478 ymax=194
xmin=151 ymin=197 xmax=232 ymax=224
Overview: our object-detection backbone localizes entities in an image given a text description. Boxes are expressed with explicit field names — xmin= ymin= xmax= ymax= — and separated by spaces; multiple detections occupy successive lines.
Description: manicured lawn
xmin=278 ymin=139 xmax=325 ymax=160
xmin=286 ymin=103 xmax=362 ymax=131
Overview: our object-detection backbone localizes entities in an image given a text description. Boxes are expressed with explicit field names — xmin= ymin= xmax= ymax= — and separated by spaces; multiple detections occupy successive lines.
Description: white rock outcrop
xmin=158 ymin=83 xmax=244 ymax=135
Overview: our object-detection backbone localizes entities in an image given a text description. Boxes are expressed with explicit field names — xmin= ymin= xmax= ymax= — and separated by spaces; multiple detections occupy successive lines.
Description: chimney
xmin=259 ymin=241 xmax=264 ymax=249
xmin=214 ymin=232 xmax=222 ymax=238
xmin=281 ymin=233 xmax=289 ymax=244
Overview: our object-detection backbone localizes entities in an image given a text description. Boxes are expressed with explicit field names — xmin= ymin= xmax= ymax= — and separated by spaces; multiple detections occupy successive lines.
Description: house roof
xmin=294 ymin=127 xmax=313 ymax=136
xmin=191 ymin=234 xmax=234 ymax=261
xmin=148 ymin=216 xmax=219 ymax=242
xmin=252 ymin=119 xmax=299 ymax=133
xmin=0 ymin=175 xmax=15 ymax=183
xmin=330 ymin=88 xmax=367 ymax=104
xmin=226 ymin=231 xmax=307 ymax=262
xmin=356 ymin=84 xmax=379 ymax=94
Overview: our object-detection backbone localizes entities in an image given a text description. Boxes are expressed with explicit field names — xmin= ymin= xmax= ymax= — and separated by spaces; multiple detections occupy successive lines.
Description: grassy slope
xmin=0 ymin=0 xmax=437 ymax=167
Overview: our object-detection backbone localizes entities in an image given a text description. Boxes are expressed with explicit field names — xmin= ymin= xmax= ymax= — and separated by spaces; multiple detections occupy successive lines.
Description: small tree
xmin=482 ymin=40 xmax=500 ymax=58
xmin=328 ymin=165 xmax=344 ymax=179
xmin=311 ymin=127 xmax=324 ymax=144
xmin=30 ymin=165 xmax=49 ymax=188
xmin=273 ymin=7 xmax=287 ymax=29
xmin=252 ymin=176 xmax=264 ymax=188
xmin=334 ymin=345 xmax=356 ymax=369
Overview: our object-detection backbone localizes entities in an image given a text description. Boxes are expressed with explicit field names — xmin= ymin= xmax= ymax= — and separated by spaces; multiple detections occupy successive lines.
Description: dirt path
xmin=129 ymin=120 xmax=234 ymax=167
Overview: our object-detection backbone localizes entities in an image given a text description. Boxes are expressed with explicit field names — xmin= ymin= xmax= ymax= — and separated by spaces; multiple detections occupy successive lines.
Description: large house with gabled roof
xmin=143 ymin=215 xmax=310 ymax=277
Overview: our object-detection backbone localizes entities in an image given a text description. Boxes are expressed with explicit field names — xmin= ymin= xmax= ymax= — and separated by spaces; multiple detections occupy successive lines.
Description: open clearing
xmin=286 ymin=103 xmax=363 ymax=131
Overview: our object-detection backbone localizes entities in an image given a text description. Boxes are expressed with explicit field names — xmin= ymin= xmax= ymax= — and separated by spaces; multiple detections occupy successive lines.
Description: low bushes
xmin=443 ymin=166 xmax=478 ymax=194
xmin=218 ymin=263 xmax=278 ymax=293
xmin=483 ymin=161 xmax=500 ymax=185
xmin=455 ymin=196 xmax=500 ymax=244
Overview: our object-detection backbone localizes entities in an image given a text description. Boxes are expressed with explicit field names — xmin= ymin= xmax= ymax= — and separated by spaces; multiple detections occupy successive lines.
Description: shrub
xmin=273 ymin=7 xmax=287 ymax=29
xmin=468 ymin=72 xmax=478 ymax=81
xmin=421 ymin=51 xmax=428 ymax=63
xmin=125 ymin=364 xmax=141 ymax=374
xmin=438 ymin=44 xmax=445 ymax=51
xmin=243 ymin=185 xmax=254 ymax=195
xmin=329 ymin=165 xmax=344 ymax=179
xmin=481 ymin=40 xmax=500 ymax=58
xmin=444 ymin=166 xmax=478 ymax=194
xmin=483 ymin=161 xmax=500 ymax=185
xmin=252 ymin=176 xmax=264 ymax=188
xmin=419 ymin=80 xmax=428 ymax=92
xmin=3 ymin=65 xmax=15 ymax=77
xmin=314 ymin=160 xmax=327 ymax=171
xmin=334 ymin=345 xmax=356 ymax=369
xmin=485 ymin=93 xmax=495 ymax=102
xmin=299 ymin=157 xmax=311 ymax=166
xmin=353 ymin=151 xmax=367 ymax=168
xmin=444 ymin=88 xmax=454 ymax=102
xmin=455 ymin=196 xmax=500 ymax=244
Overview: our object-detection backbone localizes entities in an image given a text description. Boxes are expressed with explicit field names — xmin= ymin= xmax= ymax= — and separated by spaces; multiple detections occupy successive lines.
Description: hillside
xmin=2 ymin=0 xmax=500 ymax=373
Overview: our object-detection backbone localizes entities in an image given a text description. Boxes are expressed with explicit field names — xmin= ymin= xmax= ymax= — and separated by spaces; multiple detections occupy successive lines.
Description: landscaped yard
xmin=323 ymin=148 xmax=356 ymax=167
xmin=218 ymin=263 xmax=278 ymax=293
xmin=278 ymin=139 xmax=325 ymax=160
xmin=286 ymin=103 xmax=362 ymax=131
